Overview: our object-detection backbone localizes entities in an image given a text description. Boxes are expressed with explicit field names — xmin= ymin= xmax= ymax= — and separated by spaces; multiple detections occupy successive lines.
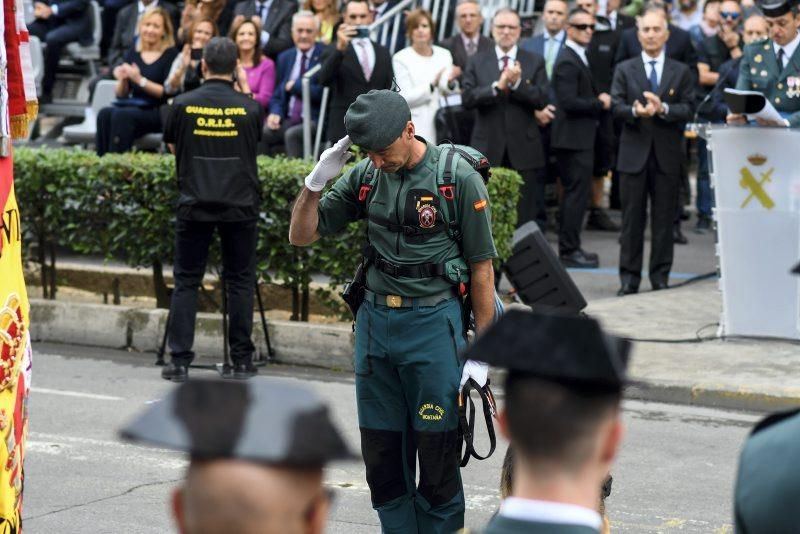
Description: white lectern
xmin=707 ymin=126 xmax=800 ymax=340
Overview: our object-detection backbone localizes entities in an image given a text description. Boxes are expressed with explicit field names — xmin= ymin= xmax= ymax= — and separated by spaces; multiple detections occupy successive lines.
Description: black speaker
xmin=502 ymin=222 xmax=587 ymax=313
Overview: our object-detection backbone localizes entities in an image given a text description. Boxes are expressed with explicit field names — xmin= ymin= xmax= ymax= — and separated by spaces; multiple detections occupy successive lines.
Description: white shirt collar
xmin=499 ymin=497 xmax=602 ymax=529
xmin=565 ymin=39 xmax=588 ymax=65
xmin=608 ymin=10 xmax=617 ymax=29
xmin=641 ymin=48 xmax=666 ymax=66
xmin=774 ymin=32 xmax=800 ymax=64
xmin=495 ymin=45 xmax=519 ymax=62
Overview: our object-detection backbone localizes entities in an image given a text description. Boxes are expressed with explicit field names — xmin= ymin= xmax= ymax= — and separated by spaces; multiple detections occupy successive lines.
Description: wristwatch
xmin=138 ymin=77 xmax=148 ymax=88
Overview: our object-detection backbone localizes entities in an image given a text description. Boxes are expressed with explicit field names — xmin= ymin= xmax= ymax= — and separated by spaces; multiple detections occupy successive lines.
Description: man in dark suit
xmin=611 ymin=7 xmax=694 ymax=295
xmin=551 ymin=8 xmax=609 ymax=268
xmin=318 ymin=0 xmax=393 ymax=143
xmin=263 ymin=11 xmax=324 ymax=157
xmin=441 ymin=0 xmax=492 ymax=79
xmin=616 ymin=1 xmax=697 ymax=245
xmin=576 ymin=0 xmax=622 ymax=233
xmin=29 ymin=0 xmax=93 ymax=103
xmin=463 ymin=8 xmax=549 ymax=230
xmin=521 ymin=0 xmax=568 ymax=79
xmin=440 ymin=0 xmax=492 ymax=145
xmin=232 ymin=0 xmax=297 ymax=58
xmin=108 ymin=0 xmax=180 ymax=68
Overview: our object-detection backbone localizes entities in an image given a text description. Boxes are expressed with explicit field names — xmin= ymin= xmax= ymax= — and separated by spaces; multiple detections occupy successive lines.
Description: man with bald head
xmin=174 ymin=460 xmax=329 ymax=534
xmin=121 ymin=379 xmax=355 ymax=534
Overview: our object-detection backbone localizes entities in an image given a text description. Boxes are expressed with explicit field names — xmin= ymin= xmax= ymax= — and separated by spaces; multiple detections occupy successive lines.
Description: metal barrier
xmin=301 ymin=63 xmax=330 ymax=160
xmin=370 ymin=0 xmax=416 ymax=54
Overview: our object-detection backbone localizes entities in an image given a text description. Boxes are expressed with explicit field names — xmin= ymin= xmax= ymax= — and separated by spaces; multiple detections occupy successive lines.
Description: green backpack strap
xmin=437 ymin=145 xmax=463 ymax=244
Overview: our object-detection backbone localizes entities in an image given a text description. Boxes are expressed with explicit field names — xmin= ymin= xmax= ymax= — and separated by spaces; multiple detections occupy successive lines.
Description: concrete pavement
xmin=27 ymin=274 xmax=800 ymax=412
xmin=24 ymin=342 xmax=758 ymax=533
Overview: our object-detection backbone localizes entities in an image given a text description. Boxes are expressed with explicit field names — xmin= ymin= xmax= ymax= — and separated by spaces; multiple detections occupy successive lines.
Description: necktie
xmin=466 ymin=39 xmax=476 ymax=56
xmin=357 ymin=41 xmax=372 ymax=81
xmin=258 ymin=1 xmax=268 ymax=22
xmin=545 ymin=38 xmax=556 ymax=78
xmin=501 ymin=55 xmax=509 ymax=71
xmin=289 ymin=54 xmax=308 ymax=123
xmin=778 ymin=48 xmax=786 ymax=70
xmin=648 ymin=60 xmax=659 ymax=92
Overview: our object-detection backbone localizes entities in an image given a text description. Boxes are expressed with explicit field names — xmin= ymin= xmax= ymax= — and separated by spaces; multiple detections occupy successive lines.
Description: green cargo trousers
xmin=354 ymin=296 xmax=466 ymax=534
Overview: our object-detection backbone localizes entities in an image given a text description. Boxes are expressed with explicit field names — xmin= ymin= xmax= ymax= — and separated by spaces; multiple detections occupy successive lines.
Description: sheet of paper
xmin=724 ymin=88 xmax=784 ymax=123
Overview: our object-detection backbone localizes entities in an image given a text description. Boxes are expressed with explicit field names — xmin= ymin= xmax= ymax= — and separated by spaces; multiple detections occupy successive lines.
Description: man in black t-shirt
xmin=161 ymin=37 xmax=263 ymax=382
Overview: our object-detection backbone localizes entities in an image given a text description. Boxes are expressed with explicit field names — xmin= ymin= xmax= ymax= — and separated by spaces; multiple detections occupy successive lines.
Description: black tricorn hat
xmin=120 ymin=379 xmax=357 ymax=467
xmin=758 ymin=0 xmax=794 ymax=17
xmin=461 ymin=309 xmax=631 ymax=393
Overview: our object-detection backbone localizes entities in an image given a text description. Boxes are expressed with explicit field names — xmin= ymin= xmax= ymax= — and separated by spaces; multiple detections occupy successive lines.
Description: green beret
xmin=345 ymin=90 xmax=411 ymax=151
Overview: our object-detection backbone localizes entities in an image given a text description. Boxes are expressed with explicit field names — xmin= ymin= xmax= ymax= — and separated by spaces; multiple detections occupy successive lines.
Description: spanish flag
xmin=0 ymin=0 xmax=35 ymax=529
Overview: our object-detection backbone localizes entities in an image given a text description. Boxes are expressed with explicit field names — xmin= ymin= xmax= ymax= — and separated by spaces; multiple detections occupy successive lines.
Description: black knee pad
xmin=360 ymin=427 xmax=407 ymax=506
xmin=415 ymin=429 xmax=461 ymax=506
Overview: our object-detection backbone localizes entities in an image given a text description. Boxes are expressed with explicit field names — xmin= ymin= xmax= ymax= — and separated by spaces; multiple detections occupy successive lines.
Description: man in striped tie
xmin=263 ymin=10 xmax=325 ymax=157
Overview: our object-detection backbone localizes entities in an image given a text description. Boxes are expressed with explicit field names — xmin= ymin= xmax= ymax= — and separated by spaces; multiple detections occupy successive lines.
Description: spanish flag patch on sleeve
xmin=473 ymin=199 xmax=488 ymax=211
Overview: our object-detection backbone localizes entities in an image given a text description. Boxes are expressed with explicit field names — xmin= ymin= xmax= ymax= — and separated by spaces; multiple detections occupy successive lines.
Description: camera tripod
xmin=155 ymin=278 xmax=276 ymax=376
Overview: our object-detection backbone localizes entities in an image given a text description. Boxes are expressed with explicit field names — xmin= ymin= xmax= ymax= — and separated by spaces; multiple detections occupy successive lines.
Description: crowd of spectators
xmin=33 ymin=0 xmax=777 ymax=279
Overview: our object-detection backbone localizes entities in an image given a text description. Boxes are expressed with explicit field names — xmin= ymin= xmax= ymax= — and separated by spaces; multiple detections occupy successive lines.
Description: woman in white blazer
xmin=392 ymin=9 xmax=459 ymax=143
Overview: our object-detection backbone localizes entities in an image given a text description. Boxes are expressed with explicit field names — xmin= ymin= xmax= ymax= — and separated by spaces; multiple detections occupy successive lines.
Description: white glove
xmin=460 ymin=359 xmax=489 ymax=389
xmin=304 ymin=135 xmax=354 ymax=192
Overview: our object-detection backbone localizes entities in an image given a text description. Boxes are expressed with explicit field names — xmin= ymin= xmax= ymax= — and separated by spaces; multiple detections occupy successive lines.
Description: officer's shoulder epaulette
xmin=751 ymin=407 xmax=800 ymax=436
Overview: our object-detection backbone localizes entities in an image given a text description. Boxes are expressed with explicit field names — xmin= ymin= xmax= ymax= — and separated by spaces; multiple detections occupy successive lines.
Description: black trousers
xmin=619 ymin=155 xmax=679 ymax=288
xmin=95 ymin=106 xmax=162 ymax=155
xmin=29 ymin=19 xmax=85 ymax=96
xmin=501 ymin=151 xmax=546 ymax=231
xmin=168 ymin=218 xmax=257 ymax=366
xmin=555 ymin=148 xmax=593 ymax=255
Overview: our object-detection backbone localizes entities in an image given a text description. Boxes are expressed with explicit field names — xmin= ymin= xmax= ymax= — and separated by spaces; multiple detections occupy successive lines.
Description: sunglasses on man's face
xmin=570 ymin=23 xmax=596 ymax=30
xmin=720 ymin=10 xmax=740 ymax=19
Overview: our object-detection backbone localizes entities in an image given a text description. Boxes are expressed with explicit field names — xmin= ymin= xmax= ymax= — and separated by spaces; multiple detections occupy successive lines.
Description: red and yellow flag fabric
xmin=0 ymin=0 xmax=36 ymax=530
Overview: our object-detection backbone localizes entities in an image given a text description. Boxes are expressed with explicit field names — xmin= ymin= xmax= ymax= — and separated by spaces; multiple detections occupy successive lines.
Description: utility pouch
xmin=341 ymin=259 xmax=368 ymax=319
xmin=443 ymin=257 xmax=470 ymax=286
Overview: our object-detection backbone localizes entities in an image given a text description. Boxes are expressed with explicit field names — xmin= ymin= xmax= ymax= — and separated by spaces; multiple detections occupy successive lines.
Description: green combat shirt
xmin=317 ymin=141 xmax=497 ymax=297
xmin=737 ymin=38 xmax=800 ymax=127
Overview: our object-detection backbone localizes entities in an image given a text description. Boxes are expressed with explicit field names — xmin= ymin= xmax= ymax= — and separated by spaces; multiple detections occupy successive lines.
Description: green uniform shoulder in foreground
xmin=734 ymin=408 xmax=800 ymax=532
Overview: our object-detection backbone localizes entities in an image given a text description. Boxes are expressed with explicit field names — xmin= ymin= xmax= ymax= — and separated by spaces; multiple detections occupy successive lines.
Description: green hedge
xmin=13 ymin=147 xmax=521 ymax=319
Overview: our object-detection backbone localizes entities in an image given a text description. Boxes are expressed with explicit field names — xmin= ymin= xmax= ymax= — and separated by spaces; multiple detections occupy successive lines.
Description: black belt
xmin=373 ymin=257 xmax=446 ymax=279
xmin=458 ymin=378 xmax=497 ymax=468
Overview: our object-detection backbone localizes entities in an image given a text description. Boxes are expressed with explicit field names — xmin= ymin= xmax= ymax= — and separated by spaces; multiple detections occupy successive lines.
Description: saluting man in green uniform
xmin=728 ymin=0 xmax=800 ymax=127
xmin=289 ymin=89 xmax=497 ymax=533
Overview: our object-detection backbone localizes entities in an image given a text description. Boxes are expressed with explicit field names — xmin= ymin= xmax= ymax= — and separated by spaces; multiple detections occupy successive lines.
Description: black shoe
xmin=586 ymin=209 xmax=620 ymax=232
xmin=617 ymin=284 xmax=639 ymax=296
xmin=231 ymin=362 xmax=258 ymax=380
xmin=673 ymin=226 xmax=688 ymax=245
xmin=651 ymin=282 xmax=668 ymax=291
xmin=161 ymin=362 xmax=188 ymax=382
xmin=695 ymin=215 xmax=712 ymax=232
xmin=580 ymin=248 xmax=599 ymax=262
xmin=560 ymin=249 xmax=599 ymax=269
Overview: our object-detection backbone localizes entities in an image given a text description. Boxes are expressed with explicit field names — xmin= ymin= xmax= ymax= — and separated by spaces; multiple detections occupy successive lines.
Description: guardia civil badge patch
xmin=418 ymin=203 xmax=437 ymax=229
xmin=473 ymin=199 xmax=487 ymax=211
